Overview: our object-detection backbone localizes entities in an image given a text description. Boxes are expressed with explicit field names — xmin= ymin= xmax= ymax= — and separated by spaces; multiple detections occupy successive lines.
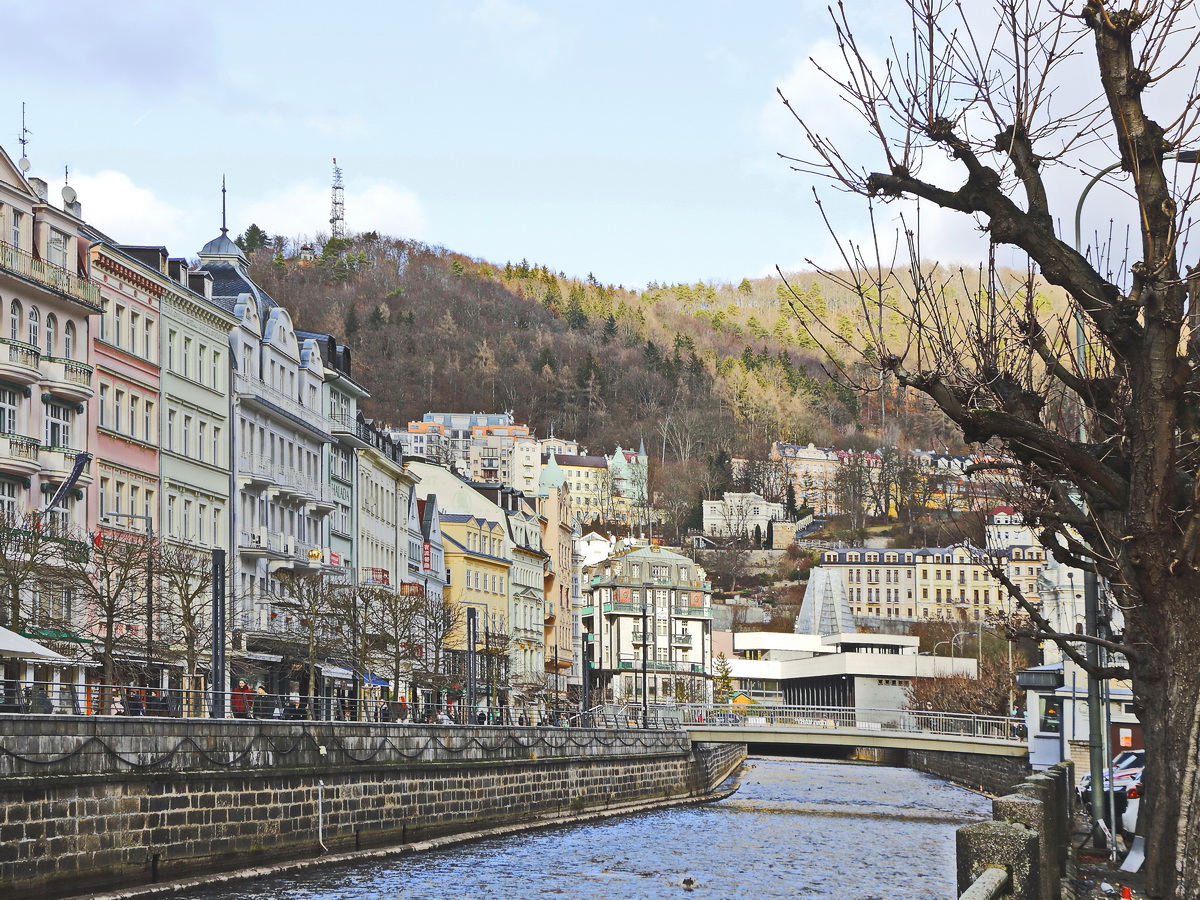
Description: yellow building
xmin=819 ymin=544 xmax=1033 ymax=621
xmin=439 ymin=513 xmax=512 ymax=698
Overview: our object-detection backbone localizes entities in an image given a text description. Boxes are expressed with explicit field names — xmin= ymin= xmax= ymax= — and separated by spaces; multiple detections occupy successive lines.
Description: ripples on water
xmin=177 ymin=758 xmax=989 ymax=900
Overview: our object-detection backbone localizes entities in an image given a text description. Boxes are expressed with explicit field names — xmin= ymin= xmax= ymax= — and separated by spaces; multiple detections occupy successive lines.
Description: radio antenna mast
xmin=329 ymin=158 xmax=345 ymax=240
xmin=16 ymin=103 xmax=32 ymax=174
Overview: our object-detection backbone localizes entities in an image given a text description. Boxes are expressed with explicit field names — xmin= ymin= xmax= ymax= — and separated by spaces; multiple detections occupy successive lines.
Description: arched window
xmin=27 ymin=306 xmax=39 ymax=348
xmin=64 ymin=321 xmax=75 ymax=359
xmin=8 ymin=300 xmax=18 ymax=342
xmin=44 ymin=314 xmax=56 ymax=356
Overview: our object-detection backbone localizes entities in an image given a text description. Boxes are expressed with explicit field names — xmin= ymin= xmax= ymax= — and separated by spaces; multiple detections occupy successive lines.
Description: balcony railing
xmin=234 ymin=371 xmax=332 ymax=434
xmin=3 ymin=433 xmax=38 ymax=461
xmin=0 ymin=337 xmax=39 ymax=373
xmin=0 ymin=240 xmax=100 ymax=307
xmin=43 ymin=357 xmax=92 ymax=385
xmin=330 ymin=412 xmax=374 ymax=445
xmin=672 ymin=606 xmax=712 ymax=619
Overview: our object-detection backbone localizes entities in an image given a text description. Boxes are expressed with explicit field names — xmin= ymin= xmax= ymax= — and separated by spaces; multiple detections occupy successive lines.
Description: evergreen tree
xmin=236 ymin=223 xmax=270 ymax=254
xmin=738 ymin=277 xmax=753 ymax=294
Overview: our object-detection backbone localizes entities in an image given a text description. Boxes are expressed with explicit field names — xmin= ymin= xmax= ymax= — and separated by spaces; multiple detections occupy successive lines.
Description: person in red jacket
xmin=232 ymin=679 xmax=253 ymax=718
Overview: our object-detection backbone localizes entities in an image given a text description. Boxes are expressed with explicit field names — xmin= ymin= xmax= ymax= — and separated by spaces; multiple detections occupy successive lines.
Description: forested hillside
xmin=243 ymin=232 xmax=992 ymax=465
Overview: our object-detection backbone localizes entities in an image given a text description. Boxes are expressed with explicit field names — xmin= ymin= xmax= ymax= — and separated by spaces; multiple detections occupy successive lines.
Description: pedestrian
xmin=254 ymin=684 xmax=274 ymax=719
xmin=397 ymin=699 xmax=408 ymax=722
xmin=232 ymin=679 xmax=253 ymax=718
xmin=283 ymin=696 xmax=304 ymax=719
xmin=146 ymin=690 xmax=168 ymax=716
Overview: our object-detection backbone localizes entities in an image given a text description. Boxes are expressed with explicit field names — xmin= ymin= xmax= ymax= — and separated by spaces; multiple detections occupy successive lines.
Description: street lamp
xmin=641 ymin=584 xmax=650 ymax=729
xmin=103 ymin=511 xmax=155 ymax=683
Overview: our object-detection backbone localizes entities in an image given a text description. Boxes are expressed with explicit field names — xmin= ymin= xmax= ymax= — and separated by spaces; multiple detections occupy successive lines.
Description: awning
xmin=0 ymin=626 xmax=67 ymax=660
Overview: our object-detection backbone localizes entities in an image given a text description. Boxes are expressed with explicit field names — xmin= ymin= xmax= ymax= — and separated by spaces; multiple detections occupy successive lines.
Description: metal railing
xmin=0 ymin=240 xmax=101 ymax=306
xmin=0 ymin=682 xmax=656 ymax=731
xmin=678 ymin=703 xmax=1026 ymax=742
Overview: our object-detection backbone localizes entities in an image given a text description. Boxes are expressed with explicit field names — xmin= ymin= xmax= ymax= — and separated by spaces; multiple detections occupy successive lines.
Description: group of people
xmin=231 ymin=679 xmax=306 ymax=720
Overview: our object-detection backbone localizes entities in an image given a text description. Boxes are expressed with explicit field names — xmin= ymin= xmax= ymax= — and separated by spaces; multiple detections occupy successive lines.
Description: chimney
xmin=65 ymin=200 xmax=82 ymax=218
xmin=28 ymin=177 xmax=48 ymax=201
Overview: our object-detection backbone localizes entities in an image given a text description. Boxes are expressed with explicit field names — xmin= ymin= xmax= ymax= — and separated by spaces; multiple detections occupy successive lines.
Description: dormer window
xmin=10 ymin=210 xmax=21 ymax=249
xmin=47 ymin=229 xmax=68 ymax=269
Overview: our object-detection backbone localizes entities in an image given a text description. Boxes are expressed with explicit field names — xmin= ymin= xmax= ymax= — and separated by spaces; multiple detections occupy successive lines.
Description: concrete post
xmin=957 ymin=820 xmax=1041 ymax=900
xmin=994 ymin=793 xmax=1054 ymax=900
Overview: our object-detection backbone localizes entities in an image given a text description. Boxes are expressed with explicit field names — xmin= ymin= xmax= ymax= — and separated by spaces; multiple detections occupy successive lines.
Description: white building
xmin=702 ymin=492 xmax=784 ymax=541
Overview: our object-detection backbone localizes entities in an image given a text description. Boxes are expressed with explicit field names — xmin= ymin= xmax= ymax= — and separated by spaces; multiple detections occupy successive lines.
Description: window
xmin=0 ymin=389 xmax=15 ymax=433
xmin=114 ymin=306 xmax=123 ymax=347
xmin=144 ymin=319 xmax=152 ymax=359
xmin=129 ymin=396 xmax=138 ymax=439
xmin=64 ymin=321 xmax=75 ymax=359
xmin=47 ymin=229 xmax=68 ymax=268
xmin=183 ymin=416 xmax=191 ymax=454
xmin=44 ymin=314 xmax=55 ymax=356
xmin=211 ymin=351 xmax=220 ymax=388
xmin=0 ymin=480 xmax=21 ymax=516
xmin=167 ymin=495 xmax=176 ymax=536
xmin=167 ymin=410 xmax=176 ymax=451
xmin=183 ymin=338 xmax=191 ymax=378
xmin=98 ymin=384 xmax=108 ymax=429
xmin=10 ymin=210 xmax=21 ymax=248
xmin=212 ymin=427 xmax=220 ymax=464
xmin=27 ymin=306 xmax=38 ymax=347
xmin=44 ymin=402 xmax=72 ymax=447
xmin=199 ymin=345 xmax=206 ymax=384
xmin=143 ymin=401 xmax=153 ymax=442
xmin=129 ymin=312 xmax=139 ymax=354
xmin=8 ymin=300 xmax=19 ymax=342
xmin=114 ymin=390 xmax=124 ymax=432
xmin=198 ymin=422 xmax=206 ymax=462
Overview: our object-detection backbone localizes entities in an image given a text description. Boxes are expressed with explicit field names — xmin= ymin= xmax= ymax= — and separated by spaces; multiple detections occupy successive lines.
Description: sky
xmin=4 ymin=1 xmax=1152 ymax=290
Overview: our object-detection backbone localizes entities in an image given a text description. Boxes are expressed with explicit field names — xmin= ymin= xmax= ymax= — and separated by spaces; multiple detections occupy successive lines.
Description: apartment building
xmin=582 ymin=542 xmax=713 ymax=705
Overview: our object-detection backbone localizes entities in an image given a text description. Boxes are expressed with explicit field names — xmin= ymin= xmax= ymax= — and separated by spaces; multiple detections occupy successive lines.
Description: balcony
xmin=0 ymin=338 xmax=40 ymax=385
xmin=38 ymin=446 xmax=91 ymax=485
xmin=234 ymin=372 xmax=332 ymax=436
xmin=294 ymin=540 xmax=323 ymax=569
xmin=631 ymin=631 xmax=649 ymax=645
xmin=0 ymin=433 xmax=39 ymax=477
xmin=237 ymin=454 xmax=275 ymax=488
xmin=672 ymin=605 xmax=712 ymax=619
xmin=670 ymin=633 xmax=693 ymax=646
xmin=40 ymin=357 xmax=94 ymax=403
xmin=330 ymin=412 xmax=373 ymax=448
xmin=616 ymin=659 xmax=704 ymax=673
xmin=0 ymin=240 xmax=101 ymax=308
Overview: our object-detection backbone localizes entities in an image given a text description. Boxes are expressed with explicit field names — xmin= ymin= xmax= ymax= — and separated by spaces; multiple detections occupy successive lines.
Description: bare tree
xmin=272 ymin=570 xmax=344 ymax=717
xmin=0 ymin=510 xmax=76 ymax=633
xmin=363 ymin=584 xmax=425 ymax=705
xmin=61 ymin=531 xmax=156 ymax=711
xmin=409 ymin=592 xmax=466 ymax=713
xmin=784 ymin=2 xmax=1200 ymax=891
xmin=157 ymin=542 xmax=213 ymax=713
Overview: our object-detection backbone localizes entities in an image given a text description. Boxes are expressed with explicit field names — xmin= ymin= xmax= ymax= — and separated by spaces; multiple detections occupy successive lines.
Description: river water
xmin=176 ymin=758 xmax=990 ymax=900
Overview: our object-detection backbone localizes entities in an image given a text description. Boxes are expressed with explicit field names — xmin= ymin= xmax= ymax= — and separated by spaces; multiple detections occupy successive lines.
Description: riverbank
xmin=0 ymin=717 xmax=744 ymax=899
xmin=75 ymin=775 xmax=746 ymax=900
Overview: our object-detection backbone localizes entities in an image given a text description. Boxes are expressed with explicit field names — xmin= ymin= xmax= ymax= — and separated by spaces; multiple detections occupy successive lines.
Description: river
xmin=174 ymin=757 xmax=990 ymax=899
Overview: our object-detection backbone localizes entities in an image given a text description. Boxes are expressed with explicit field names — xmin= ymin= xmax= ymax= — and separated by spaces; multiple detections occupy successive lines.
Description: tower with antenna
xmin=329 ymin=157 xmax=345 ymax=240
xmin=16 ymin=102 xmax=32 ymax=175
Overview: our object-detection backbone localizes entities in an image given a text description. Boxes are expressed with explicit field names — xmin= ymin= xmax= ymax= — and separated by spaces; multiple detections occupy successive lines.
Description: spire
xmin=221 ymin=175 xmax=228 ymax=235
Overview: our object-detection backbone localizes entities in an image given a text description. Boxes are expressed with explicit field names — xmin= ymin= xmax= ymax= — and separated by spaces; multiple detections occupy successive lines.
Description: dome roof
xmin=199 ymin=228 xmax=244 ymax=259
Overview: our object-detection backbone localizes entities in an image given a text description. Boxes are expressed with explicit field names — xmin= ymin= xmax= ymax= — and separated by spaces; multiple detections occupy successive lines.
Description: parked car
xmin=1078 ymin=749 xmax=1145 ymax=806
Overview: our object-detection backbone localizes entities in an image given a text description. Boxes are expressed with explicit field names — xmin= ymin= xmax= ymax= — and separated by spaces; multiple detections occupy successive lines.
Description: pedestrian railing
xmin=0 ymin=681 xmax=661 ymax=730
xmin=674 ymin=703 xmax=1026 ymax=742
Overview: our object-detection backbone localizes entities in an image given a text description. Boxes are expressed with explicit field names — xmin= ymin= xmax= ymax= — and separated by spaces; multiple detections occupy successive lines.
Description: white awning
xmin=0 ymin=626 xmax=67 ymax=660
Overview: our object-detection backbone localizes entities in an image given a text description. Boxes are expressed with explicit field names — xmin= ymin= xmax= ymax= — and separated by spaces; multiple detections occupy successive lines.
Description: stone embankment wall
xmin=903 ymin=747 xmax=1030 ymax=796
xmin=0 ymin=716 xmax=745 ymax=900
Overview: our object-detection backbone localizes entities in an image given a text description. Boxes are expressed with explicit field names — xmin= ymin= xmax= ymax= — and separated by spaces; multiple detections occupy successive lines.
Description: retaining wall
xmin=903 ymin=747 xmax=1031 ymax=796
xmin=0 ymin=717 xmax=745 ymax=900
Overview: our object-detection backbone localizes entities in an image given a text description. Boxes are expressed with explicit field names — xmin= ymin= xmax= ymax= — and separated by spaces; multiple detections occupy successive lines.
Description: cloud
xmin=238 ymin=180 xmax=429 ymax=243
xmin=52 ymin=171 xmax=195 ymax=249
xmin=467 ymin=0 xmax=566 ymax=74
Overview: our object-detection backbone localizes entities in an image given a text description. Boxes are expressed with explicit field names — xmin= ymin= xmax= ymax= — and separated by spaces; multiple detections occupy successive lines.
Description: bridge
xmin=664 ymin=704 xmax=1028 ymax=758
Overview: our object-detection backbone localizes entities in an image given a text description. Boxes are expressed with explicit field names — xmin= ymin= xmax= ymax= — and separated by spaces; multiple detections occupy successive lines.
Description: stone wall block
xmin=957 ymin=820 xmax=1041 ymax=900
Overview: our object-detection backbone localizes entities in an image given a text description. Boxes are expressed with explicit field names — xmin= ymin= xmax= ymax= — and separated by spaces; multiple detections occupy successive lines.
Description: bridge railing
xmin=674 ymin=703 xmax=1025 ymax=742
